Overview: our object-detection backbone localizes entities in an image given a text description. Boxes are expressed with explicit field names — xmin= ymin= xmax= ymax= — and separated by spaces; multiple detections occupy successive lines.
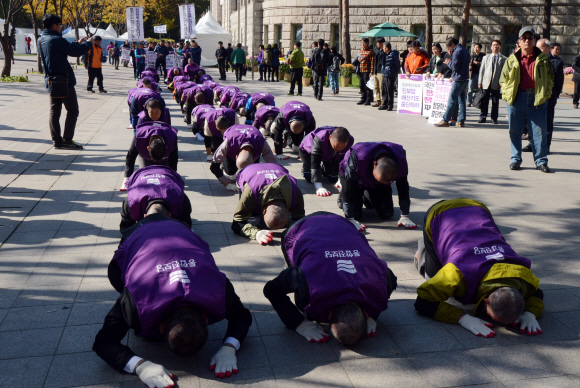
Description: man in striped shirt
xmin=357 ymin=38 xmax=375 ymax=106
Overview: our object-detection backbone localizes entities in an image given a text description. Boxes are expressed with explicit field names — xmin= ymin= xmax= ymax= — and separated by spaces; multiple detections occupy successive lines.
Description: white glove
xmin=366 ymin=317 xmax=376 ymax=338
xmin=119 ymin=177 xmax=129 ymax=192
xmin=335 ymin=181 xmax=342 ymax=189
xmin=256 ymin=230 xmax=273 ymax=245
xmin=513 ymin=311 xmax=542 ymax=336
xmin=347 ymin=218 xmax=366 ymax=232
xmin=209 ymin=345 xmax=237 ymax=378
xmin=292 ymin=144 xmax=300 ymax=153
xmin=195 ymin=133 xmax=204 ymax=141
xmin=135 ymin=361 xmax=174 ymax=388
xmin=187 ymin=124 xmax=192 ymax=129
xmin=276 ymin=154 xmax=289 ymax=160
xmin=397 ymin=215 xmax=417 ymax=229
xmin=295 ymin=320 xmax=330 ymax=343
xmin=458 ymin=314 xmax=496 ymax=338
xmin=260 ymin=127 xmax=270 ymax=136
xmin=206 ymin=154 xmax=213 ymax=162
xmin=225 ymin=183 xmax=240 ymax=192
xmin=314 ymin=182 xmax=331 ymax=197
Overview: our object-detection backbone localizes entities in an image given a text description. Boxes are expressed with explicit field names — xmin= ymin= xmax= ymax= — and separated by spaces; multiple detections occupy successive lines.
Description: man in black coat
xmin=225 ymin=43 xmax=234 ymax=72
xmin=311 ymin=39 xmax=331 ymax=101
xmin=216 ymin=41 xmax=228 ymax=80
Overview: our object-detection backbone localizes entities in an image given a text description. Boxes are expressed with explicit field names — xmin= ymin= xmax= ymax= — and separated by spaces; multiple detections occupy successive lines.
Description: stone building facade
xmin=211 ymin=0 xmax=580 ymax=64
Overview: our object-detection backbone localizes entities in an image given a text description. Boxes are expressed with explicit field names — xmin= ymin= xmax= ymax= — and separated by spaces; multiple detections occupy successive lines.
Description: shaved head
xmin=164 ymin=307 xmax=208 ymax=356
xmin=263 ymin=200 xmax=289 ymax=230
xmin=289 ymin=120 xmax=304 ymax=134
xmin=330 ymin=302 xmax=367 ymax=346
xmin=236 ymin=148 xmax=254 ymax=170
xmin=373 ymin=156 xmax=398 ymax=185
xmin=194 ymin=91 xmax=206 ymax=104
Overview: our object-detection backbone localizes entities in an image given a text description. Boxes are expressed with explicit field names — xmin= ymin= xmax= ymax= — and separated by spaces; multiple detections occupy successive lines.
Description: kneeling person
xmin=93 ymin=204 xmax=252 ymax=383
xmin=414 ymin=198 xmax=544 ymax=337
xmin=264 ymin=212 xmax=397 ymax=345
xmin=233 ymin=163 xmax=304 ymax=245
xmin=252 ymin=105 xmax=280 ymax=136
xmin=271 ymin=101 xmax=316 ymax=160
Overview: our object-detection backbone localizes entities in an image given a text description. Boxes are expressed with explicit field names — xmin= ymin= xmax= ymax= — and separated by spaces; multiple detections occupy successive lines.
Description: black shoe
xmin=287 ymin=92 xmax=294 ymax=95
xmin=522 ymin=144 xmax=533 ymax=152
xmin=537 ymin=164 xmax=550 ymax=173
xmin=378 ymin=105 xmax=387 ymax=110
xmin=357 ymin=100 xmax=365 ymax=105
xmin=53 ymin=143 xmax=63 ymax=149
xmin=509 ymin=162 xmax=521 ymax=170
xmin=99 ymin=89 xmax=107 ymax=93
xmin=362 ymin=195 xmax=374 ymax=209
xmin=387 ymin=107 xmax=393 ymax=111
xmin=467 ymin=103 xmax=472 ymax=107
xmin=478 ymin=118 xmax=486 ymax=123
xmin=317 ymin=97 xmax=323 ymax=101
xmin=492 ymin=120 xmax=498 ymax=124
xmin=363 ymin=101 xmax=371 ymax=106
xmin=297 ymin=94 xmax=302 ymax=96
xmin=61 ymin=141 xmax=84 ymax=150
xmin=87 ymin=89 xmax=95 ymax=93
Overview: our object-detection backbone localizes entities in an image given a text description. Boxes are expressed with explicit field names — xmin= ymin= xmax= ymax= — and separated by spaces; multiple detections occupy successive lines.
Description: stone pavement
xmin=0 ymin=56 xmax=579 ymax=388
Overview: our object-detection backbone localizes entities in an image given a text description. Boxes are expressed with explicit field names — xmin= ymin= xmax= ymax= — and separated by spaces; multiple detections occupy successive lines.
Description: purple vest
xmin=223 ymin=125 xmax=266 ymax=162
xmin=172 ymin=76 xmax=187 ymax=86
xmin=284 ymin=214 xmax=390 ymax=323
xmin=199 ymin=74 xmax=213 ymax=83
xmin=132 ymin=89 xmax=163 ymax=113
xmin=195 ymin=85 xmax=213 ymax=105
xmin=182 ymin=85 xmax=199 ymax=102
xmin=253 ymin=105 xmax=281 ymax=128
xmin=166 ymin=67 xmax=183 ymax=83
xmin=299 ymin=126 xmax=354 ymax=163
xmin=281 ymin=101 xmax=313 ymax=129
xmin=203 ymin=80 xmax=219 ymax=90
xmin=136 ymin=79 xmax=159 ymax=91
xmin=339 ymin=142 xmax=408 ymax=188
xmin=144 ymin=66 xmax=156 ymax=72
xmin=220 ymin=86 xmax=241 ymax=105
xmin=141 ymin=70 xmax=156 ymax=79
xmin=236 ymin=163 xmax=299 ymax=213
xmin=230 ymin=92 xmax=251 ymax=110
xmin=251 ymin=92 xmax=275 ymax=108
xmin=432 ymin=205 xmax=531 ymax=304
xmin=115 ymin=219 xmax=227 ymax=338
xmin=192 ymin=104 xmax=214 ymax=127
xmin=135 ymin=121 xmax=178 ymax=161
xmin=175 ymin=81 xmax=197 ymax=95
xmin=127 ymin=87 xmax=140 ymax=104
xmin=213 ymin=85 xmax=224 ymax=99
xmin=205 ymin=107 xmax=236 ymax=137
xmin=127 ymin=165 xmax=185 ymax=221
xmin=137 ymin=107 xmax=171 ymax=125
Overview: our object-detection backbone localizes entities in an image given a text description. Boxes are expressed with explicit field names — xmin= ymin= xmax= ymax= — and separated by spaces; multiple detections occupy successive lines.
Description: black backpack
xmin=313 ymin=49 xmax=325 ymax=71
xmin=330 ymin=55 xmax=341 ymax=72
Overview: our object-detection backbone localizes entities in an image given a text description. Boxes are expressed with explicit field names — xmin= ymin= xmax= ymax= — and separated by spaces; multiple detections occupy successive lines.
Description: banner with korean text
xmin=428 ymin=79 xmax=453 ymax=124
xmin=121 ymin=48 xmax=130 ymax=62
xmin=397 ymin=74 xmax=423 ymax=115
xmin=179 ymin=4 xmax=197 ymax=39
xmin=126 ymin=7 xmax=144 ymax=42
xmin=147 ymin=51 xmax=157 ymax=68
xmin=422 ymin=76 xmax=437 ymax=117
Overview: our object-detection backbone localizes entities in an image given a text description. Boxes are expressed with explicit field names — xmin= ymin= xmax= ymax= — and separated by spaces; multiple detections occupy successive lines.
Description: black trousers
xmin=272 ymin=65 xmax=279 ymax=81
xmin=479 ymin=88 xmax=501 ymax=121
xmin=87 ymin=68 xmax=104 ymax=91
xmin=235 ymin=64 xmax=244 ymax=80
xmin=218 ymin=59 xmax=227 ymax=79
xmin=339 ymin=176 xmax=395 ymax=221
xmin=381 ymin=76 xmax=396 ymax=109
xmin=547 ymin=95 xmax=558 ymax=149
xmin=124 ymin=135 xmax=178 ymax=177
xmin=290 ymin=68 xmax=303 ymax=94
xmin=313 ymin=71 xmax=325 ymax=99
xmin=113 ymin=56 xmax=119 ymax=69
xmin=49 ymin=85 xmax=79 ymax=145
xmin=358 ymin=72 xmax=371 ymax=103
xmin=573 ymin=82 xmax=580 ymax=105
xmin=299 ymin=149 xmax=339 ymax=184
xmin=155 ymin=58 xmax=167 ymax=78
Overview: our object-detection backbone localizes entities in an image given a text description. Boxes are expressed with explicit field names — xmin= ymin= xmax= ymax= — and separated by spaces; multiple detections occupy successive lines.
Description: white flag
xmin=126 ymin=6 xmax=144 ymax=42
xmin=179 ymin=4 xmax=196 ymax=39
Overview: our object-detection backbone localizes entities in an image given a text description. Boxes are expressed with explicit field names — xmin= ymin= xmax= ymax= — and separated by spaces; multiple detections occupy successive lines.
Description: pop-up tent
xmin=194 ymin=12 xmax=231 ymax=66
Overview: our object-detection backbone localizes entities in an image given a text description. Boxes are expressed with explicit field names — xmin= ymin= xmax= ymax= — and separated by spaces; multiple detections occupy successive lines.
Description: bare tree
xmin=425 ymin=0 xmax=433 ymax=56
xmin=27 ymin=0 xmax=46 ymax=73
xmin=341 ymin=0 xmax=350 ymax=63
xmin=1 ymin=0 xmax=28 ymax=76
xmin=459 ymin=0 xmax=471 ymax=47
xmin=542 ymin=0 xmax=552 ymax=39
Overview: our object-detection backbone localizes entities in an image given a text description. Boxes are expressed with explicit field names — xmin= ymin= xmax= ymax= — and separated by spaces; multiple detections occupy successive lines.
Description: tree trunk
xmin=1 ymin=37 xmax=14 ymax=77
xmin=459 ymin=0 xmax=471 ymax=47
xmin=341 ymin=0 xmax=351 ymax=63
xmin=28 ymin=1 xmax=43 ymax=73
xmin=75 ymin=27 xmax=80 ymax=65
xmin=543 ymin=0 xmax=552 ymax=39
xmin=425 ymin=0 xmax=433 ymax=56
xmin=338 ymin=0 xmax=342 ymax=52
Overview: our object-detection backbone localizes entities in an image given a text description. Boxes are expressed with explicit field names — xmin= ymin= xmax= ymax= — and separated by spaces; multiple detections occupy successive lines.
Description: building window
xmin=503 ymin=25 xmax=522 ymax=55
xmin=454 ymin=25 xmax=474 ymax=51
xmin=264 ymin=25 xmax=269 ymax=45
xmin=331 ymin=24 xmax=340 ymax=49
xmin=275 ymin=24 xmax=283 ymax=48
xmin=292 ymin=24 xmax=303 ymax=44
xmin=412 ymin=24 xmax=426 ymax=45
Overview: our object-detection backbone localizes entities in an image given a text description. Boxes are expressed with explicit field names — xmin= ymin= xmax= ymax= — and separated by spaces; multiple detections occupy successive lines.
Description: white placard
xmin=428 ymin=79 xmax=454 ymax=124
xmin=154 ymin=25 xmax=167 ymax=34
xmin=177 ymin=55 xmax=184 ymax=68
xmin=166 ymin=52 xmax=176 ymax=68
xmin=179 ymin=4 xmax=197 ymax=39
xmin=121 ymin=47 xmax=130 ymax=61
xmin=397 ymin=74 xmax=423 ymax=115
xmin=422 ymin=76 xmax=437 ymax=117
xmin=125 ymin=7 xmax=144 ymax=42
xmin=147 ymin=51 xmax=157 ymax=68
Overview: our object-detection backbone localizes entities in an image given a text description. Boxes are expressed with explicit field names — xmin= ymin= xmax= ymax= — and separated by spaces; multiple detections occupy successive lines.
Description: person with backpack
xmin=106 ymin=42 xmax=114 ymax=65
xmin=112 ymin=43 xmax=121 ymax=70
xmin=312 ymin=40 xmax=331 ymax=101
xmin=329 ymin=46 xmax=345 ymax=95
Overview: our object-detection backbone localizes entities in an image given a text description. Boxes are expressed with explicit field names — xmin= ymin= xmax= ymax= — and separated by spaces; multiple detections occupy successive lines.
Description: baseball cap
xmin=518 ymin=26 xmax=536 ymax=38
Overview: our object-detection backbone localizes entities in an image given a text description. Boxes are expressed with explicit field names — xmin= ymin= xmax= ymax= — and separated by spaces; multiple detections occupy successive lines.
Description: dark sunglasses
xmin=520 ymin=36 xmax=534 ymax=41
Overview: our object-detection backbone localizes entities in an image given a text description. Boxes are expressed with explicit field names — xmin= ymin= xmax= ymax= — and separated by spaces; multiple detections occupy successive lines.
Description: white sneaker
xmin=119 ymin=178 xmax=129 ymax=191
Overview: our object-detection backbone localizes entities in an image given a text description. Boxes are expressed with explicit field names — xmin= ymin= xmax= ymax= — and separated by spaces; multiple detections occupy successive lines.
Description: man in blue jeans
xmin=435 ymin=37 xmax=470 ymax=128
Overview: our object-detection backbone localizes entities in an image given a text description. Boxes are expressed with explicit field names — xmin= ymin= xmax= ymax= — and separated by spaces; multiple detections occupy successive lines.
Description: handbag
xmin=38 ymin=38 xmax=69 ymax=98
xmin=472 ymin=90 xmax=486 ymax=109
xmin=101 ymin=54 xmax=107 ymax=63
xmin=572 ymin=71 xmax=580 ymax=84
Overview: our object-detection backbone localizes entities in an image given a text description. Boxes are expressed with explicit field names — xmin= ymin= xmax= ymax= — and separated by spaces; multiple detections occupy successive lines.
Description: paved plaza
xmin=1 ymin=56 xmax=580 ymax=388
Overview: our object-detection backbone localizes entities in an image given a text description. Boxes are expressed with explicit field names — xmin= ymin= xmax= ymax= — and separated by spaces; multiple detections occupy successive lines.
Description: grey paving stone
xmin=66 ymin=301 xmax=115 ymax=326
xmin=75 ymin=281 xmax=119 ymax=303
xmin=273 ymin=362 xmax=353 ymax=388
xmin=469 ymin=344 xmax=561 ymax=382
xmin=44 ymin=351 xmax=123 ymax=388
xmin=543 ymin=289 xmax=580 ymax=313
xmin=341 ymin=357 xmax=429 ymax=388
xmin=0 ymin=304 xmax=71 ymax=331
xmin=253 ymin=310 xmax=289 ymax=337
xmin=0 ymin=355 xmax=53 ymax=388
xmin=502 ymin=376 xmax=579 ymax=388
xmin=262 ymin=333 xmax=339 ymax=366
xmin=0 ymin=327 xmax=63 ymax=359
xmin=57 ymin=324 xmax=103 ymax=354
xmin=0 ymin=288 xmax=19 ymax=309
xmin=532 ymin=339 xmax=580 ymax=375
xmin=387 ymin=322 xmax=465 ymax=354
xmin=13 ymin=283 xmax=79 ymax=307
xmin=377 ymin=299 xmax=434 ymax=327
xmin=329 ymin=328 xmax=402 ymax=360
xmin=198 ymin=367 xmax=275 ymax=388
xmin=407 ymin=350 xmax=499 ymax=387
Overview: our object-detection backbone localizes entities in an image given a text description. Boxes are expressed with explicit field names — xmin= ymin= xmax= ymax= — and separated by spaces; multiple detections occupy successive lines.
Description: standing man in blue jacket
xmin=379 ymin=42 xmax=400 ymax=111
xmin=154 ymin=40 xmax=169 ymax=79
xmin=39 ymin=14 xmax=92 ymax=150
xmin=191 ymin=41 xmax=202 ymax=66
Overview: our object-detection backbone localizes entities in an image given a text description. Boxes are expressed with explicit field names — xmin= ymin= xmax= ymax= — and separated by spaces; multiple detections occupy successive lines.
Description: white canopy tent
xmin=194 ymin=12 xmax=231 ymax=66
xmin=105 ymin=24 xmax=118 ymax=39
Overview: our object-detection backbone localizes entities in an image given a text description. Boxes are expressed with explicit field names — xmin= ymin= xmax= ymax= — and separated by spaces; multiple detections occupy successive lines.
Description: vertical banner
xmin=397 ymin=74 xmax=423 ymax=115
xmin=166 ymin=52 xmax=176 ymax=69
xmin=147 ymin=51 xmax=157 ymax=68
xmin=179 ymin=4 xmax=197 ymax=39
xmin=428 ymin=79 xmax=454 ymax=124
xmin=126 ymin=6 xmax=144 ymax=42
xmin=422 ymin=76 xmax=437 ymax=117
xmin=121 ymin=47 xmax=130 ymax=61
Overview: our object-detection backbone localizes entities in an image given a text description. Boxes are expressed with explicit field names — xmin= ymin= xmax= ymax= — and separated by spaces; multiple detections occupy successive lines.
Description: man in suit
xmin=478 ymin=40 xmax=506 ymax=124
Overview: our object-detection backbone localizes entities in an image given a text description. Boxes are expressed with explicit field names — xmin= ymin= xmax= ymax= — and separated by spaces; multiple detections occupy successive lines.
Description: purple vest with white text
xmin=205 ymin=107 xmax=236 ymax=137
xmin=251 ymin=92 xmax=275 ymax=108
xmin=281 ymin=101 xmax=313 ymax=130
xmin=220 ymin=86 xmax=241 ymax=105
xmin=192 ymin=105 xmax=214 ymax=127
xmin=230 ymin=92 xmax=251 ymax=110
xmin=299 ymin=126 xmax=354 ymax=162
xmin=134 ymin=121 xmax=178 ymax=161
xmin=236 ymin=163 xmax=298 ymax=213
xmin=253 ymin=105 xmax=281 ymax=128
xmin=223 ymin=125 xmax=266 ymax=162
